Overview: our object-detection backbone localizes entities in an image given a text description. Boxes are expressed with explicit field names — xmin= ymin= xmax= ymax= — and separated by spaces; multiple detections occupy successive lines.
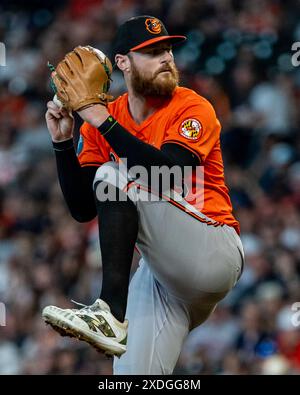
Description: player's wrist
xmin=77 ymin=104 xmax=109 ymax=128
xmin=52 ymin=135 xmax=73 ymax=143
xmin=97 ymin=115 xmax=118 ymax=137
xmin=52 ymin=138 xmax=74 ymax=151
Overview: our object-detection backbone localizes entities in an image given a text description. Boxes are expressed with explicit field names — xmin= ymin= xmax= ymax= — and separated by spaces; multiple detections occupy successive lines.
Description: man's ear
xmin=115 ymin=54 xmax=131 ymax=72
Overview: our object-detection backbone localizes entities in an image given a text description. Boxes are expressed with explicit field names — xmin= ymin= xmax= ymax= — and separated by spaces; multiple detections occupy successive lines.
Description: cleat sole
xmin=43 ymin=315 xmax=125 ymax=358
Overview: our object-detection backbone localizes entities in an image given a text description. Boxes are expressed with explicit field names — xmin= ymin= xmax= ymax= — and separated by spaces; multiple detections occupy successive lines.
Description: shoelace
xmin=71 ymin=299 xmax=102 ymax=313
xmin=71 ymin=299 xmax=88 ymax=308
xmin=71 ymin=299 xmax=93 ymax=313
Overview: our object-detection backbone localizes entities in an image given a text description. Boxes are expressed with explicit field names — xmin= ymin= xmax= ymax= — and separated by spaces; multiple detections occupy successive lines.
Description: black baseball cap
xmin=112 ymin=15 xmax=186 ymax=60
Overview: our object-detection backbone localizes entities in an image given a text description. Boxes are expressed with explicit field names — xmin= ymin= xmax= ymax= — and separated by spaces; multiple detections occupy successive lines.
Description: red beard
xmin=130 ymin=60 xmax=179 ymax=98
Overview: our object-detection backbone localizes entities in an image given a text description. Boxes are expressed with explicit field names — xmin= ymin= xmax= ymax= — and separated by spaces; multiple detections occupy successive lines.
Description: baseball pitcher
xmin=43 ymin=15 xmax=244 ymax=374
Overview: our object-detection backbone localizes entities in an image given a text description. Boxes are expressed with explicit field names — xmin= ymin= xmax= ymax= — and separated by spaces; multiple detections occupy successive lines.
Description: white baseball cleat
xmin=42 ymin=299 xmax=128 ymax=357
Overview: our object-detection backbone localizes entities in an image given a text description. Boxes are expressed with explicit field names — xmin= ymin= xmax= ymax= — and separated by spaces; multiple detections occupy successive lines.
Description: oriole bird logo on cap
xmin=145 ymin=18 xmax=162 ymax=34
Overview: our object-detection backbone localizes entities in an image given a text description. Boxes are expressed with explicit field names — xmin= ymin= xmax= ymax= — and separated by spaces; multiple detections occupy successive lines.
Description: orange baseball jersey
xmin=77 ymin=86 xmax=240 ymax=234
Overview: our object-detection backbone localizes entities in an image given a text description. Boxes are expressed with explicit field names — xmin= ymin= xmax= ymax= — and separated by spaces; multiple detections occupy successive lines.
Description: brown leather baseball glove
xmin=49 ymin=46 xmax=113 ymax=111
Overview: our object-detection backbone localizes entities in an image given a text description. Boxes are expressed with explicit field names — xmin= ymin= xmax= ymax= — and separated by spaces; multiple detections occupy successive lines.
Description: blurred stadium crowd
xmin=0 ymin=0 xmax=300 ymax=375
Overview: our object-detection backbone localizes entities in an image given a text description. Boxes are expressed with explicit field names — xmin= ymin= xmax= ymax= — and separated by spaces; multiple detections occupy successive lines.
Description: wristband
xmin=52 ymin=138 xmax=74 ymax=151
xmin=98 ymin=116 xmax=118 ymax=137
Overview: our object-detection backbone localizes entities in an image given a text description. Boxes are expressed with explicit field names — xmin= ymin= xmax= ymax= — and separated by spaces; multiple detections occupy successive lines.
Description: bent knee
xmin=93 ymin=162 xmax=135 ymax=203
xmin=93 ymin=162 xmax=123 ymax=189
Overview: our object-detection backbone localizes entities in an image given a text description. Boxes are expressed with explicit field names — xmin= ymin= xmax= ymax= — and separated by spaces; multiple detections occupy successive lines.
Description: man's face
xmin=128 ymin=43 xmax=179 ymax=98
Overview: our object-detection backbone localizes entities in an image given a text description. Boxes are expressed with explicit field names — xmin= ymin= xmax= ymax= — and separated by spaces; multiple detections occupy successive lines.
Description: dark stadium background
xmin=0 ymin=0 xmax=299 ymax=375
